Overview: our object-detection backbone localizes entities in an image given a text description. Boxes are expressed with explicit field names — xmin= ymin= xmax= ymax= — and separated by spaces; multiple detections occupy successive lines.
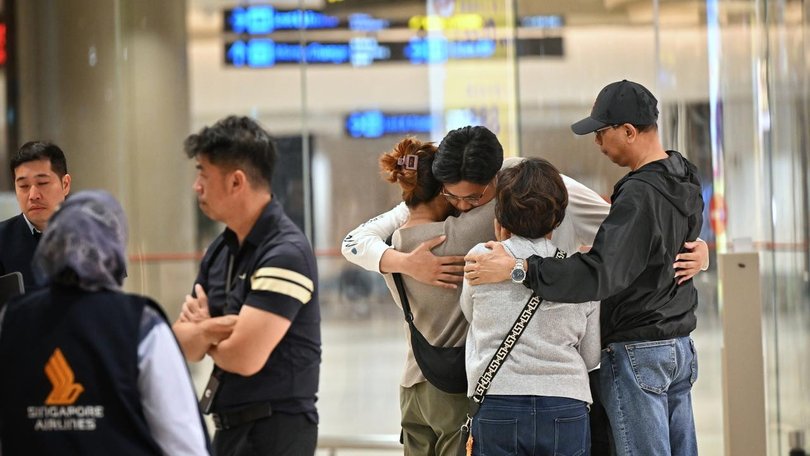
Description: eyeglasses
xmin=441 ymin=183 xmax=490 ymax=206
xmin=595 ymin=124 xmax=620 ymax=138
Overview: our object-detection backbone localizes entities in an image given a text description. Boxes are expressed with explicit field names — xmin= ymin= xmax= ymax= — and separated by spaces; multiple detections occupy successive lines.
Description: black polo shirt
xmin=196 ymin=199 xmax=321 ymax=421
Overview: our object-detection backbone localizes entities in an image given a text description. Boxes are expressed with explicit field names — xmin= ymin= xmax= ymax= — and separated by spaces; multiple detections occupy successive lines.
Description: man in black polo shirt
xmin=173 ymin=116 xmax=321 ymax=456
xmin=0 ymin=141 xmax=71 ymax=292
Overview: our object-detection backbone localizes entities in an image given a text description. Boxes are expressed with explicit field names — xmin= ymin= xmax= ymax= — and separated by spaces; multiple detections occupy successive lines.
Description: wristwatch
xmin=511 ymin=259 xmax=526 ymax=284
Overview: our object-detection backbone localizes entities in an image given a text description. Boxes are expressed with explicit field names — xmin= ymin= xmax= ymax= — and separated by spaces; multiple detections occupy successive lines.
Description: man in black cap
xmin=465 ymin=80 xmax=703 ymax=456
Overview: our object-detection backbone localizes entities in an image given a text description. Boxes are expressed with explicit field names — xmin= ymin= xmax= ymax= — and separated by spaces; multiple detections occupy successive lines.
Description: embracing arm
xmin=524 ymin=197 xmax=656 ymax=302
xmin=342 ymin=201 xmax=465 ymax=288
xmin=675 ymin=240 xmax=709 ymax=283
xmin=564 ymin=175 xmax=709 ymax=282
xmin=341 ymin=203 xmax=409 ymax=273
xmin=464 ymin=190 xmax=655 ymax=300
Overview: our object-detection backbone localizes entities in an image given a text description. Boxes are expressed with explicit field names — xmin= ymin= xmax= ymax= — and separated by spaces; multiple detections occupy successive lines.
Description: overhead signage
xmin=226 ymin=37 xmax=560 ymax=68
xmin=345 ymin=111 xmax=437 ymax=138
xmin=407 ymin=14 xmax=485 ymax=31
xmin=404 ymin=37 xmax=496 ymax=64
xmin=344 ymin=107 xmax=504 ymax=139
xmin=225 ymin=6 xmax=340 ymax=34
xmin=520 ymin=15 xmax=564 ymax=29
xmin=223 ymin=6 xmax=559 ymax=35
xmin=224 ymin=37 xmax=526 ymax=68
xmin=348 ymin=13 xmax=390 ymax=32
xmin=225 ymin=39 xmax=392 ymax=67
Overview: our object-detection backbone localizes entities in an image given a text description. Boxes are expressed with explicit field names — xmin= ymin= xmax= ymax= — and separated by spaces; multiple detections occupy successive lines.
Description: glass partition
xmin=183 ymin=0 xmax=809 ymax=450
xmin=8 ymin=0 xmax=807 ymax=452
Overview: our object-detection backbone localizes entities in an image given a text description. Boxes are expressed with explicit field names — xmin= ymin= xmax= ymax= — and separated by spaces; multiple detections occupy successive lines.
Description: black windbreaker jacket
xmin=525 ymin=150 xmax=704 ymax=346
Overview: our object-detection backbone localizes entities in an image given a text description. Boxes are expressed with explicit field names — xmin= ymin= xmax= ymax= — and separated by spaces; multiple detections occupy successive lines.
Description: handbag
xmin=391 ymin=271 xmax=467 ymax=394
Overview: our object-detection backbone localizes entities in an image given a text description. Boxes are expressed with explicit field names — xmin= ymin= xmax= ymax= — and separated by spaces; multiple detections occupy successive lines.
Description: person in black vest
xmin=0 ymin=141 xmax=71 ymax=292
xmin=173 ymin=116 xmax=321 ymax=456
xmin=0 ymin=190 xmax=210 ymax=455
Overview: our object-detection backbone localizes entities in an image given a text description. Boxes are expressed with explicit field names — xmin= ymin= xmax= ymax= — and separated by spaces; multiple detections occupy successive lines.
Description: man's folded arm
xmin=172 ymin=317 xmax=236 ymax=362
xmin=207 ymin=306 xmax=291 ymax=377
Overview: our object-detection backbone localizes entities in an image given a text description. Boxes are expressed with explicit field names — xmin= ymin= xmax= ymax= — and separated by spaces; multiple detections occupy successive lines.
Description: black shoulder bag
xmin=391 ymin=271 xmax=467 ymax=394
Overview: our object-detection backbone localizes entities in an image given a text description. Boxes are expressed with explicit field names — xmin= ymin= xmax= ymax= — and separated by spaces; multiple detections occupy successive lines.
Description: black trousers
xmin=589 ymin=369 xmax=616 ymax=456
xmin=213 ymin=412 xmax=318 ymax=456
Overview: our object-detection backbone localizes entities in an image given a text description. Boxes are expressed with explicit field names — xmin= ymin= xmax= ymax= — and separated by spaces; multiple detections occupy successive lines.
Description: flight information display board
xmin=222 ymin=5 xmax=564 ymax=68
xmin=225 ymin=37 xmax=561 ymax=68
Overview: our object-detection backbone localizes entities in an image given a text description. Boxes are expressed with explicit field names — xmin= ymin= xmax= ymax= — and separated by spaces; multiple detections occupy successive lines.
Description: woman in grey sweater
xmin=461 ymin=158 xmax=600 ymax=456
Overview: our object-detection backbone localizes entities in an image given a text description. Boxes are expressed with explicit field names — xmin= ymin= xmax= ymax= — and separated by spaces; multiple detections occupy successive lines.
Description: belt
xmin=212 ymin=402 xmax=273 ymax=430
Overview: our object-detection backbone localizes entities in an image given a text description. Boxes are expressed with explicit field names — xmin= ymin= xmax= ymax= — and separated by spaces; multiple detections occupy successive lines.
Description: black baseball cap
xmin=571 ymin=80 xmax=659 ymax=135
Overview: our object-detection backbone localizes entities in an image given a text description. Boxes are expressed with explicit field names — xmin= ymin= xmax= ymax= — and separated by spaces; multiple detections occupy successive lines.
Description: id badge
xmin=199 ymin=369 xmax=222 ymax=414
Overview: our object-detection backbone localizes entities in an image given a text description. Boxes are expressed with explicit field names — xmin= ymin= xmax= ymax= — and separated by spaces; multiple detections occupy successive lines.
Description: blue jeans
xmin=471 ymin=395 xmax=590 ymax=456
xmin=599 ymin=337 xmax=698 ymax=456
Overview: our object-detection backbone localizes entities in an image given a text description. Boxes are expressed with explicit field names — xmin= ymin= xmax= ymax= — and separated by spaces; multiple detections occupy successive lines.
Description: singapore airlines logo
xmin=27 ymin=348 xmax=103 ymax=432
xmin=45 ymin=348 xmax=84 ymax=405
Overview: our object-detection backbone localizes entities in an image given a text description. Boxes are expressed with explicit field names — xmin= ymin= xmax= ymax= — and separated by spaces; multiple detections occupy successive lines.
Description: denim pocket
xmin=625 ymin=339 xmax=677 ymax=394
xmin=478 ymin=418 xmax=518 ymax=456
xmin=553 ymin=412 xmax=588 ymax=456
xmin=689 ymin=337 xmax=699 ymax=385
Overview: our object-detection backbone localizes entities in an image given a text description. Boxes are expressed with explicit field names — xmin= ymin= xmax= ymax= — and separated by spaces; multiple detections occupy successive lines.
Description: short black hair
xmin=432 ymin=125 xmax=503 ymax=185
xmin=11 ymin=141 xmax=68 ymax=179
xmin=495 ymin=158 xmax=568 ymax=239
xmin=184 ymin=115 xmax=276 ymax=189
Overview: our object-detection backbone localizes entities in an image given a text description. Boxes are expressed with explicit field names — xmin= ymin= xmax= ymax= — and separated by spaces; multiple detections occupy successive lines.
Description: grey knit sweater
xmin=460 ymin=236 xmax=600 ymax=403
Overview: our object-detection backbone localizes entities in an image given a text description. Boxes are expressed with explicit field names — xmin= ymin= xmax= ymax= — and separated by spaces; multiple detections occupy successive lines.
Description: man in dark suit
xmin=0 ymin=141 xmax=71 ymax=291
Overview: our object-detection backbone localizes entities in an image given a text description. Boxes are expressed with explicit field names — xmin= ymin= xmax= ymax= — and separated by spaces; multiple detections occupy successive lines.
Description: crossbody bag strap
xmin=467 ymin=247 xmax=563 ymax=415
xmin=385 ymin=234 xmax=418 ymax=328
xmin=392 ymin=271 xmax=417 ymax=326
